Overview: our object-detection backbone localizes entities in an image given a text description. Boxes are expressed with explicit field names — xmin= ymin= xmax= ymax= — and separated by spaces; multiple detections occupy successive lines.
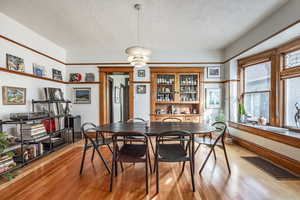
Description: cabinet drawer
xmin=185 ymin=116 xmax=200 ymax=123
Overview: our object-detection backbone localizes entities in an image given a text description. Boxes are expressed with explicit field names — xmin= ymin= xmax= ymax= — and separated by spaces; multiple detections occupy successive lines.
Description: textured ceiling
xmin=0 ymin=0 xmax=288 ymax=61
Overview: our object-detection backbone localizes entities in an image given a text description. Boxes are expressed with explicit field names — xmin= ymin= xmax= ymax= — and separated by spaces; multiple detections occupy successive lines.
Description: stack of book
xmin=22 ymin=124 xmax=47 ymax=140
xmin=0 ymin=155 xmax=16 ymax=173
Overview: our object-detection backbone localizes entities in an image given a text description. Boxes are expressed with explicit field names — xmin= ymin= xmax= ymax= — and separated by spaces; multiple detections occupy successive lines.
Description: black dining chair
xmin=155 ymin=130 xmax=195 ymax=193
xmin=79 ymin=122 xmax=112 ymax=174
xmin=110 ymin=131 xmax=151 ymax=194
xmin=126 ymin=118 xmax=155 ymax=156
xmin=194 ymin=121 xmax=231 ymax=174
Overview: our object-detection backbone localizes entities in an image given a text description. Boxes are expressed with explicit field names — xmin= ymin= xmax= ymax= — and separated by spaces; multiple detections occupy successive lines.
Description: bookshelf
xmin=0 ymin=100 xmax=72 ymax=176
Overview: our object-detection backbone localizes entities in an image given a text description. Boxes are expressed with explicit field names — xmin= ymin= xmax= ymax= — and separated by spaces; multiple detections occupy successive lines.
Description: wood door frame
xmin=98 ymin=66 xmax=134 ymax=125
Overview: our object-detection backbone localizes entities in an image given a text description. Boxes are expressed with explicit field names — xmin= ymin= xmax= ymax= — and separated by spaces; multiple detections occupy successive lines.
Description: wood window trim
xmin=237 ymin=50 xmax=277 ymax=125
xmin=229 ymin=122 xmax=300 ymax=149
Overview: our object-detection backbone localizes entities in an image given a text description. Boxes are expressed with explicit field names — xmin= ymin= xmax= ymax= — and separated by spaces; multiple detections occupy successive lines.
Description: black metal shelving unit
xmin=0 ymin=100 xmax=72 ymax=176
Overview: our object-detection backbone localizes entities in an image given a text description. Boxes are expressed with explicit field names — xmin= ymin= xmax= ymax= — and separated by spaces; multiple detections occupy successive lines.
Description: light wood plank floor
xmin=0 ymin=142 xmax=300 ymax=200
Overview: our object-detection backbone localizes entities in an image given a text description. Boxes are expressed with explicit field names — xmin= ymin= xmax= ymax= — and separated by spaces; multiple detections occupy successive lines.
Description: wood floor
xmin=0 ymin=142 xmax=300 ymax=200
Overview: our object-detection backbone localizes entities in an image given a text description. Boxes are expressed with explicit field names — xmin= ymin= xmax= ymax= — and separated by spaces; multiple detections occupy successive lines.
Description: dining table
xmin=96 ymin=122 xmax=216 ymax=173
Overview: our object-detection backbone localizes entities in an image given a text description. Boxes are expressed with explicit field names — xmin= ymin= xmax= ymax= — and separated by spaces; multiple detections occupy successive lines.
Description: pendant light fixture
xmin=125 ymin=4 xmax=151 ymax=68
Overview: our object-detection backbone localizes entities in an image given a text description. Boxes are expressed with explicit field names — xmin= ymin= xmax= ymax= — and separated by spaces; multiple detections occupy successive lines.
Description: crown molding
xmin=1 ymin=19 xmax=299 ymax=66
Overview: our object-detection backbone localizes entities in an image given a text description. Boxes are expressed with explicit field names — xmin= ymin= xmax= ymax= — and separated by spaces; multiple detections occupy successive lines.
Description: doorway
xmin=99 ymin=67 xmax=134 ymax=125
xmin=107 ymin=73 xmax=130 ymax=123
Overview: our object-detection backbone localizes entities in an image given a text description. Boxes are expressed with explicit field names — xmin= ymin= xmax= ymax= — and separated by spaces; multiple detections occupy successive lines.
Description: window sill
xmin=229 ymin=121 xmax=300 ymax=149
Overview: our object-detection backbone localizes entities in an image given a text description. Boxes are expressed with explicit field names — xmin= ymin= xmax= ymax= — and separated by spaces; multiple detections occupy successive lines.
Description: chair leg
xmin=115 ymin=161 xmax=118 ymax=177
xmin=145 ymin=157 xmax=149 ymax=194
xmin=213 ymin=148 xmax=217 ymax=160
xmin=190 ymin=160 xmax=195 ymax=192
xmin=181 ymin=161 xmax=186 ymax=174
xmin=222 ymin=141 xmax=231 ymax=174
xmin=91 ymin=148 xmax=95 ymax=161
xmin=107 ymin=144 xmax=113 ymax=153
xmin=156 ymin=161 xmax=159 ymax=193
xmin=149 ymin=139 xmax=155 ymax=156
xmin=194 ymin=143 xmax=201 ymax=154
xmin=79 ymin=145 xmax=87 ymax=175
xmin=199 ymin=146 xmax=215 ymax=174
xmin=147 ymin=150 xmax=152 ymax=173
xmin=95 ymin=147 xmax=111 ymax=174
xmin=120 ymin=162 xmax=124 ymax=172
xmin=110 ymin=156 xmax=115 ymax=192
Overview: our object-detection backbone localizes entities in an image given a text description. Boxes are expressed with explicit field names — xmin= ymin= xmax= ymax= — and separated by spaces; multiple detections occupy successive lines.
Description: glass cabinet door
xmin=156 ymin=74 xmax=175 ymax=102
xmin=179 ymin=74 xmax=198 ymax=102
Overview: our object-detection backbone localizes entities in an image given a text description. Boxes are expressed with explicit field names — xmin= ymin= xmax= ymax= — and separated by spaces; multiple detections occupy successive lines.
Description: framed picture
xmin=206 ymin=88 xmax=221 ymax=109
xmin=52 ymin=69 xmax=63 ymax=81
xmin=73 ymin=88 xmax=91 ymax=104
xmin=70 ymin=73 xmax=82 ymax=82
xmin=85 ymin=73 xmax=95 ymax=82
xmin=136 ymin=85 xmax=146 ymax=94
xmin=2 ymin=86 xmax=26 ymax=105
xmin=207 ymin=66 xmax=220 ymax=78
xmin=6 ymin=54 xmax=25 ymax=72
xmin=137 ymin=69 xmax=145 ymax=77
xmin=33 ymin=63 xmax=46 ymax=77
xmin=44 ymin=88 xmax=64 ymax=101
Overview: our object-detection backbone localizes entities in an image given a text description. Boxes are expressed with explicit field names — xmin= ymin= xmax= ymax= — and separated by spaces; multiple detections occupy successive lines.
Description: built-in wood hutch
xmin=150 ymin=67 xmax=204 ymax=122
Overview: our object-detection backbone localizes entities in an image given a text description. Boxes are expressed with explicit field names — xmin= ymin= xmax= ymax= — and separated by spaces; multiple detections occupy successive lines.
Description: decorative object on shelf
xmin=52 ymin=69 xmax=62 ymax=81
xmin=32 ymin=63 xmax=46 ymax=77
xmin=85 ymin=73 xmax=95 ymax=82
xmin=137 ymin=69 xmax=145 ymax=77
xmin=238 ymin=103 xmax=247 ymax=123
xmin=258 ymin=116 xmax=267 ymax=126
xmin=207 ymin=66 xmax=220 ymax=78
xmin=136 ymin=85 xmax=146 ymax=94
xmin=69 ymin=73 xmax=82 ymax=82
xmin=44 ymin=88 xmax=64 ymax=101
xmin=125 ymin=4 xmax=151 ymax=68
xmin=73 ymin=88 xmax=91 ymax=104
xmin=114 ymin=87 xmax=120 ymax=104
xmin=294 ymin=103 xmax=300 ymax=128
xmin=6 ymin=54 xmax=25 ymax=72
xmin=205 ymin=88 xmax=221 ymax=109
xmin=2 ymin=86 xmax=26 ymax=105
xmin=9 ymin=112 xmax=49 ymax=121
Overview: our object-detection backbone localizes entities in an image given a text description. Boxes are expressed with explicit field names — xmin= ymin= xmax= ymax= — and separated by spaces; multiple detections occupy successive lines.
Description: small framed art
xmin=207 ymin=67 xmax=220 ymax=78
xmin=73 ymin=88 xmax=91 ymax=104
xmin=2 ymin=86 xmax=26 ymax=105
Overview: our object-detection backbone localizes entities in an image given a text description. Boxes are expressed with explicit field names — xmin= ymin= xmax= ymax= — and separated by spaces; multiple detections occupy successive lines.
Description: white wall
xmin=66 ymin=64 xmax=225 ymax=124
xmin=224 ymin=0 xmax=300 ymax=60
xmin=0 ymin=13 xmax=66 ymax=133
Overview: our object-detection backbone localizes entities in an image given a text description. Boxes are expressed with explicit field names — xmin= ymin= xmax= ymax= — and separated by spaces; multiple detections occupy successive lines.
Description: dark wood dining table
xmin=97 ymin=122 xmax=216 ymax=173
xmin=97 ymin=122 xmax=216 ymax=136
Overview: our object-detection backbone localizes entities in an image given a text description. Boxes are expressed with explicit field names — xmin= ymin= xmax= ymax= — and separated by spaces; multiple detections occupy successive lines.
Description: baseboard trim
xmin=232 ymin=136 xmax=300 ymax=175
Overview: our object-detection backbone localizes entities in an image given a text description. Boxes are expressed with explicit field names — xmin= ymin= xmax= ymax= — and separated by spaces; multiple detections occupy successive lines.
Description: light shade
xmin=125 ymin=46 xmax=151 ymax=67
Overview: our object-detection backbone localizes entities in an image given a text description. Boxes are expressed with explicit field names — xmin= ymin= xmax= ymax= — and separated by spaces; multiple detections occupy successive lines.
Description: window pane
xmin=285 ymin=77 xmax=300 ymax=127
xmin=244 ymin=92 xmax=269 ymax=121
xmin=286 ymin=49 xmax=300 ymax=68
xmin=244 ymin=62 xmax=271 ymax=92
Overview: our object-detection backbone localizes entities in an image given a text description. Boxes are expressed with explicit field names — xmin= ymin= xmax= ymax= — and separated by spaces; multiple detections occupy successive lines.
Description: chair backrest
xmin=162 ymin=117 xmax=182 ymax=123
xmin=156 ymin=130 xmax=191 ymax=143
xmin=112 ymin=131 xmax=148 ymax=143
xmin=211 ymin=121 xmax=227 ymax=142
xmin=127 ymin=118 xmax=146 ymax=123
xmin=81 ymin=122 xmax=97 ymax=141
